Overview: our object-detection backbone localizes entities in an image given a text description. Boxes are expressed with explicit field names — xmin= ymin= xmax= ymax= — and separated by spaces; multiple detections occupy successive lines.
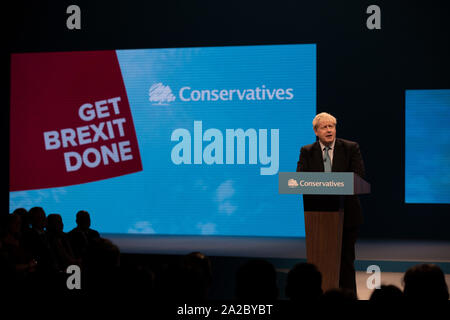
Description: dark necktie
xmin=324 ymin=146 xmax=332 ymax=172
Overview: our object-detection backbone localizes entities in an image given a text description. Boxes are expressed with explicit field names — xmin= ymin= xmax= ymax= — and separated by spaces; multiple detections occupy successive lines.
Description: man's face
xmin=314 ymin=120 xmax=336 ymax=146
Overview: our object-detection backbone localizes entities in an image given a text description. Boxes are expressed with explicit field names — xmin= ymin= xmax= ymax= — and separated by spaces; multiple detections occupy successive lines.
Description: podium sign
xmin=279 ymin=172 xmax=370 ymax=195
xmin=279 ymin=172 xmax=370 ymax=292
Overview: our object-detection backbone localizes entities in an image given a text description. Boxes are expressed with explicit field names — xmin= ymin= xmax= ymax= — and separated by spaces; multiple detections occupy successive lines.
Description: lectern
xmin=279 ymin=172 xmax=370 ymax=291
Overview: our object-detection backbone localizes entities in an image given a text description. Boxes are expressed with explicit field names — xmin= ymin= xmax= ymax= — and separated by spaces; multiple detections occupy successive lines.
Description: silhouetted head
xmin=286 ymin=262 xmax=323 ymax=301
xmin=76 ymin=210 xmax=91 ymax=230
xmin=29 ymin=207 xmax=46 ymax=231
xmin=6 ymin=213 xmax=22 ymax=236
xmin=13 ymin=208 xmax=31 ymax=232
xmin=47 ymin=214 xmax=64 ymax=233
xmin=369 ymin=285 xmax=403 ymax=301
xmin=403 ymin=264 xmax=449 ymax=301
xmin=185 ymin=252 xmax=212 ymax=279
xmin=180 ymin=251 xmax=213 ymax=300
xmin=235 ymin=259 xmax=278 ymax=300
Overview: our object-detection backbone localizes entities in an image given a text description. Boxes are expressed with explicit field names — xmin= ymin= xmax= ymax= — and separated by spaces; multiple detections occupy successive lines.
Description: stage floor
xmin=110 ymin=234 xmax=450 ymax=261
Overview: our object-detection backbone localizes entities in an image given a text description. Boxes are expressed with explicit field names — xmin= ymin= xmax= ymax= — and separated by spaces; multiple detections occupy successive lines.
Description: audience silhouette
xmin=322 ymin=288 xmax=357 ymax=302
xmin=157 ymin=251 xmax=212 ymax=301
xmin=47 ymin=213 xmax=79 ymax=271
xmin=403 ymin=263 xmax=449 ymax=301
xmin=180 ymin=251 xmax=213 ymax=300
xmin=84 ymin=237 xmax=121 ymax=293
xmin=22 ymin=207 xmax=58 ymax=274
xmin=1 ymin=208 xmax=449 ymax=301
xmin=285 ymin=262 xmax=323 ymax=302
xmin=235 ymin=259 xmax=279 ymax=300
xmin=369 ymin=284 xmax=403 ymax=301
xmin=13 ymin=207 xmax=31 ymax=235
xmin=68 ymin=210 xmax=100 ymax=264
xmin=0 ymin=212 xmax=37 ymax=290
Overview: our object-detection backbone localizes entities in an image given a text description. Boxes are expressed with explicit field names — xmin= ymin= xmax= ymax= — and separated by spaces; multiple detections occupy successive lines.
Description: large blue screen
xmin=10 ymin=44 xmax=316 ymax=236
xmin=405 ymin=89 xmax=450 ymax=204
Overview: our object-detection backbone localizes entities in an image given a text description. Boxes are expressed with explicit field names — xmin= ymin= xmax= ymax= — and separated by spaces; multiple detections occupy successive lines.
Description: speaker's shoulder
xmin=301 ymin=141 xmax=320 ymax=152
xmin=336 ymin=138 xmax=359 ymax=148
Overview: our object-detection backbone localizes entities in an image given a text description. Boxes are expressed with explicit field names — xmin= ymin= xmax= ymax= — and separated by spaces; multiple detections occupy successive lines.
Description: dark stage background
xmin=4 ymin=0 xmax=450 ymax=240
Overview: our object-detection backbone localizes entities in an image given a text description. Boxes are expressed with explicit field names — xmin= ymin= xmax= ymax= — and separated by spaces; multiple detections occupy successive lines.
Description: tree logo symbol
xmin=288 ymin=179 xmax=299 ymax=188
xmin=149 ymin=83 xmax=176 ymax=105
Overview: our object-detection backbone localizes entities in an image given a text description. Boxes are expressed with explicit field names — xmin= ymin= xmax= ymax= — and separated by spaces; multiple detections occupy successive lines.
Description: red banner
xmin=10 ymin=50 xmax=142 ymax=191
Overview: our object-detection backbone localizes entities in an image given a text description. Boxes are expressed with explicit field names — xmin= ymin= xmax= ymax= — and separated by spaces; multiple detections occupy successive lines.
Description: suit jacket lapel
xmin=331 ymin=138 xmax=342 ymax=172
xmin=313 ymin=141 xmax=325 ymax=171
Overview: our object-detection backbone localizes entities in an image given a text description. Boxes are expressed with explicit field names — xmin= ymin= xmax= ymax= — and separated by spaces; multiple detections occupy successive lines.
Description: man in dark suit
xmin=68 ymin=210 xmax=100 ymax=263
xmin=296 ymin=112 xmax=365 ymax=294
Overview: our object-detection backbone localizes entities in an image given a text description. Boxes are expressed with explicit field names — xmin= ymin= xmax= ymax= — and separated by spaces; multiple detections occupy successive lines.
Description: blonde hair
xmin=313 ymin=112 xmax=337 ymax=130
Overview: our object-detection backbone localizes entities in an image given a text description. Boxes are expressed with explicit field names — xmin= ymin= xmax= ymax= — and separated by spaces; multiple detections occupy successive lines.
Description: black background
xmin=4 ymin=0 xmax=450 ymax=240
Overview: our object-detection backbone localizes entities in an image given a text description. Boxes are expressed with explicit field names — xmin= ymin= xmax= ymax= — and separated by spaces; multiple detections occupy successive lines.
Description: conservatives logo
xmin=149 ymin=83 xmax=294 ymax=105
xmin=149 ymin=83 xmax=176 ymax=105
